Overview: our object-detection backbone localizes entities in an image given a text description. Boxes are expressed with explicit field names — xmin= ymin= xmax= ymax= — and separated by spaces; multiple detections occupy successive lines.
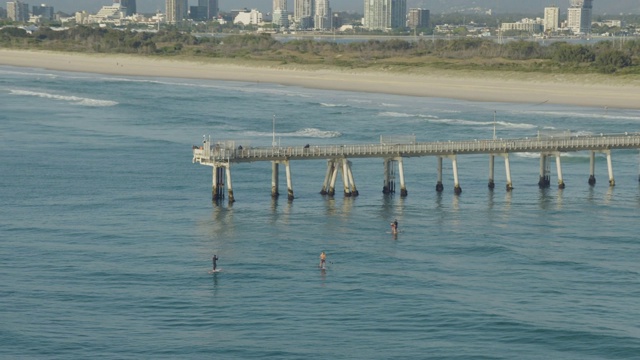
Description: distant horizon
xmin=8 ymin=0 xmax=639 ymax=16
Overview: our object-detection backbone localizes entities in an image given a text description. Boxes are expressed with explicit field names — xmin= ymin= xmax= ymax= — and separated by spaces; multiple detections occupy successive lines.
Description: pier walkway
xmin=192 ymin=133 xmax=640 ymax=202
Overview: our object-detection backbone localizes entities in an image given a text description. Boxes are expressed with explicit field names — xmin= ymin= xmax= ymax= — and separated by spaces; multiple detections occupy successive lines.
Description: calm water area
xmin=1 ymin=65 xmax=640 ymax=359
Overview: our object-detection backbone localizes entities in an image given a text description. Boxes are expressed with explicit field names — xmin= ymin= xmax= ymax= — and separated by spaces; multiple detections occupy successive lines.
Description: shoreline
xmin=1 ymin=49 xmax=640 ymax=109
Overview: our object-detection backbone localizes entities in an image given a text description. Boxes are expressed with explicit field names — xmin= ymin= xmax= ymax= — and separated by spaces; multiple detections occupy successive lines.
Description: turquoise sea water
xmin=1 ymin=65 xmax=640 ymax=359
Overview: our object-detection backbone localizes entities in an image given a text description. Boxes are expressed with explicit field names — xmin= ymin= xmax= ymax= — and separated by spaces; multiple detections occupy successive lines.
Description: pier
xmin=192 ymin=133 xmax=640 ymax=202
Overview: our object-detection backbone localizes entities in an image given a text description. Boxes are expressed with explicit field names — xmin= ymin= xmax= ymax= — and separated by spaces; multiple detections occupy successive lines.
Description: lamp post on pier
xmin=272 ymin=114 xmax=277 ymax=147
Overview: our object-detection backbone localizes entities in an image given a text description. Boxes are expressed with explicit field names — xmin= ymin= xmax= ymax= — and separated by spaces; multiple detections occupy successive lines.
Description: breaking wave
xmin=9 ymin=89 xmax=118 ymax=107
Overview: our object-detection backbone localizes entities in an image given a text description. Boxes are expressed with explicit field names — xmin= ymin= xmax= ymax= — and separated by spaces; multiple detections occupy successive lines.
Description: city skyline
xmin=5 ymin=0 xmax=639 ymax=15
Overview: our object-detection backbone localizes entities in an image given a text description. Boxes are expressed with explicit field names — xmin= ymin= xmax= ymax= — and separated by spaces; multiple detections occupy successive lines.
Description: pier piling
xmin=272 ymin=162 xmax=280 ymax=197
xmin=556 ymin=153 xmax=565 ymax=189
xmin=605 ymin=150 xmax=615 ymax=186
xmin=488 ymin=155 xmax=495 ymax=189
xmin=503 ymin=154 xmax=513 ymax=191
xmin=436 ymin=157 xmax=444 ymax=192
xmin=589 ymin=151 xmax=596 ymax=186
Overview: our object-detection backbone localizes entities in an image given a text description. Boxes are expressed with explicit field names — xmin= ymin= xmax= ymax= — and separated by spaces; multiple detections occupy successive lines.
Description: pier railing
xmin=193 ymin=133 xmax=640 ymax=164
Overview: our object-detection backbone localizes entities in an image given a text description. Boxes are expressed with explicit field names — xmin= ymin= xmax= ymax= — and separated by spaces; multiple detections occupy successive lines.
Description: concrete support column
xmin=503 ymin=154 xmax=513 ymax=191
xmin=538 ymin=154 xmax=546 ymax=188
xmin=284 ymin=160 xmax=294 ymax=200
xmin=588 ymin=151 xmax=596 ymax=186
xmin=556 ymin=153 xmax=565 ymax=189
xmin=212 ymin=165 xmax=226 ymax=201
xmin=436 ymin=156 xmax=444 ymax=192
xmin=225 ymin=164 xmax=235 ymax=203
xmin=320 ymin=160 xmax=334 ymax=195
xmin=342 ymin=158 xmax=352 ymax=197
xmin=450 ymin=155 xmax=462 ymax=195
xmin=488 ymin=154 xmax=495 ymax=189
xmin=383 ymin=159 xmax=392 ymax=194
xmin=212 ymin=165 xmax=220 ymax=201
xmin=397 ymin=157 xmax=407 ymax=197
xmin=346 ymin=161 xmax=359 ymax=196
xmin=271 ymin=161 xmax=280 ymax=197
xmin=606 ymin=150 xmax=615 ymax=186
xmin=328 ymin=161 xmax=339 ymax=196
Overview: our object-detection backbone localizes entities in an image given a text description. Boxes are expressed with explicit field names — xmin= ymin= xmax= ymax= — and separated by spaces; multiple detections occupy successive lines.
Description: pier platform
xmin=193 ymin=133 xmax=640 ymax=202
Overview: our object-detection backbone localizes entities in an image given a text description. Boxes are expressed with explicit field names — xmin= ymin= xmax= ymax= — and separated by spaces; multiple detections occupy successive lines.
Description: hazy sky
xmin=23 ymin=1 xmax=639 ymax=15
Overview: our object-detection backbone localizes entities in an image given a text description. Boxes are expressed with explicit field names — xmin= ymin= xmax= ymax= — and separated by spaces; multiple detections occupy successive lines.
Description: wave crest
xmin=9 ymin=90 xmax=118 ymax=107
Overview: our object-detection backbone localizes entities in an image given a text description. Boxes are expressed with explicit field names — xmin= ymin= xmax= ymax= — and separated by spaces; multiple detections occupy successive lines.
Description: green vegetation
xmin=1 ymin=26 xmax=639 ymax=75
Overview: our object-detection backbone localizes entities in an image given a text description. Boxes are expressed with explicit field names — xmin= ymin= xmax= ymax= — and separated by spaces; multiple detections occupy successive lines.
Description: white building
xmin=500 ymin=18 xmax=543 ymax=33
xmin=90 ymin=3 xmax=127 ymax=22
xmin=233 ymin=9 xmax=263 ymax=26
xmin=364 ymin=0 xmax=406 ymax=31
xmin=314 ymin=0 xmax=330 ymax=30
xmin=543 ymin=7 xmax=559 ymax=32
xmin=75 ymin=11 xmax=90 ymax=24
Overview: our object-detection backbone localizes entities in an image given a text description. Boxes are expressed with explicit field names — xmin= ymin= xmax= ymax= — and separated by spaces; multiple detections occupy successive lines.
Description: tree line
xmin=1 ymin=26 xmax=638 ymax=74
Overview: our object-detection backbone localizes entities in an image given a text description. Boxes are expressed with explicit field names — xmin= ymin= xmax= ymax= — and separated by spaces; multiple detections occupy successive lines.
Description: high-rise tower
xmin=364 ymin=0 xmax=406 ymax=31
xmin=166 ymin=0 xmax=188 ymax=24
xmin=407 ymin=8 xmax=430 ymax=30
xmin=568 ymin=0 xmax=593 ymax=34
xmin=114 ymin=0 xmax=137 ymax=15
xmin=295 ymin=0 xmax=314 ymax=29
xmin=543 ymin=7 xmax=559 ymax=32
xmin=273 ymin=0 xmax=290 ymax=28
xmin=198 ymin=0 xmax=219 ymax=20
xmin=7 ymin=1 xmax=29 ymax=22
xmin=314 ymin=0 xmax=331 ymax=30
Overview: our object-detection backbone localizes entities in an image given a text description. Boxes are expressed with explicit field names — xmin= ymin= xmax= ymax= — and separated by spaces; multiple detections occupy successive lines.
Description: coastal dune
xmin=1 ymin=49 xmax=639 ymax=109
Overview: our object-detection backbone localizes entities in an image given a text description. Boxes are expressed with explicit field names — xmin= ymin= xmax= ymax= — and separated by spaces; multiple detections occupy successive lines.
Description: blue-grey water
xmin=1 ymin=65 xmax=640 ymax=359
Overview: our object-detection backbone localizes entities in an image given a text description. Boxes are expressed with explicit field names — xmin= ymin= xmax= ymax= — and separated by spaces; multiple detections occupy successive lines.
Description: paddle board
xmin=208 ymin=268 xmax=222 ymax=274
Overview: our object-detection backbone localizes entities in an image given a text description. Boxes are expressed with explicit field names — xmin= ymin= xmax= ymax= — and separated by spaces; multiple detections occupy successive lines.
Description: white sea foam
xmin=516 ymin=151 xmax=590 ymax=159
xmin=515 ymin=152 xmax=543 ymax=159
xmin=244 ymin=128 xmax=341 ymax=139
xmin=292 ymin=128 xmax=341 ymax=138
xmin=380 ymin=111 xmax=414 ymax=118
xmin=573 ymin=130 xmax=594 ymax=137
xmin=428 ymin=118 xmax=537 ymax=129
xmin=9 ymin=89 xmax=118 ymax=107
xmin=379 ymin=111 xmax=441 ymax=119
xmin=529 ymin=110 xmax=640 ymax=122
xmin=0 ymin=69 xmax=58 ymax=78
xmin=347 ymin=99 xmax=373 ymax=104
xmin=320 ymin=103 xmax=348 ymax=107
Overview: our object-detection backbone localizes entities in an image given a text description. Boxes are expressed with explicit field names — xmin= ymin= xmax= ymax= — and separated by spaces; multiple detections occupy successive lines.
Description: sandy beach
xmin=1 ymin=49 xmax=639 ymax=109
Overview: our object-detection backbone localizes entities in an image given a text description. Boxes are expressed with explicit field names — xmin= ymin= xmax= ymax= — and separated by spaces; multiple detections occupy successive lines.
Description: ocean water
xmin=1 ymin=65 xmax=640 ymax=359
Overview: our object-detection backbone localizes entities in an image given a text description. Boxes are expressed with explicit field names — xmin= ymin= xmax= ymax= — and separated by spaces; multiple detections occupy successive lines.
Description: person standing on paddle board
xmin=394 ymin=219 xmax=398 ymax=231
xmin=212 ymin=255 xmax=219 ymax=271
xmin=319 ymin=251 xmax=326 ymax=268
